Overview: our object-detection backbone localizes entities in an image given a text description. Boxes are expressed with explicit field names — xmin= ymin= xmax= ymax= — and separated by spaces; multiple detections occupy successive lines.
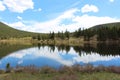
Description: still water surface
xmin=0 ymin=43 xmax=120 ymax=69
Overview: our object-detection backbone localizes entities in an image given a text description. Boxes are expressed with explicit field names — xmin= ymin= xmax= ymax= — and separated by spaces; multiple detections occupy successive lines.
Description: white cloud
xmin=110 ymin=0 xmax=114 ymax=2
xmin=34 ymin=8 xmax=42 ymax=12
xmin=6 ymin=8 xmax=120 ymax=33
xmin=0 ymin=1 xmax=6 ymax=11
xmin=3 ymin=0 xmax=34 ymax=13
xmin=29 ymin=8 xmax=79 ymax=33
xmin=38 ymin=8 xmax=42 ymax=11
xmin=7 ymin=21 xmax=30 ymax=30
xmin=69 ymin=1 xmax=81 ymax=8
xmin=72 ymin=14 xmax=120 ymax=28
xmin=7 ymin=8 xmax=79 ymax=33
xmin=81 ymin=4 xmax=99 ymax=13
xmin=17 ymin=16 xmax=22 ymax=20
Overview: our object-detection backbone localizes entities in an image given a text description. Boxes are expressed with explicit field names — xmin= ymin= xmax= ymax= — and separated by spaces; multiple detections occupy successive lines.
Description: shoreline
xmin=1 ymin=64 xmax=120 ymax=73
xmin=0 ymin=64 xmax=120 ymax=80
xmin=1 ymin=37 xmax=119 ymax=46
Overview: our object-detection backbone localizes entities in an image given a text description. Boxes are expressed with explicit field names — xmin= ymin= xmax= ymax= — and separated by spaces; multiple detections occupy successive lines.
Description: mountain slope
xmin=91 ymin=22 xmax=120 ymax=29
xmin=0 ymin=22 xmax=38 ymax=39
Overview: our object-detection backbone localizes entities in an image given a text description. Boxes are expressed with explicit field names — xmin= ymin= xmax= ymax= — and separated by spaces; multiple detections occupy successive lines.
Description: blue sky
xmin=0 ymin=0 xmax=120 ymax=33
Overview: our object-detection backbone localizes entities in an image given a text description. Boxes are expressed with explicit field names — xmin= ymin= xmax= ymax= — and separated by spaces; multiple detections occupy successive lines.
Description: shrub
xmin=6 ymin=63 xmax=11 ymax=73
xmin=40 ymin=66 xmax=57 ymax=74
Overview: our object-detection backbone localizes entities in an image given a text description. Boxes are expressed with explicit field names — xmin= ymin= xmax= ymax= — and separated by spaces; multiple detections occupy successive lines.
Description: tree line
xmin=33 ymin=26 xmax=120 ymax=41
xmin=73 ymin=26 xmax=120 ymax=41
xmin=32 ymin=30 xmax=70 ymax=40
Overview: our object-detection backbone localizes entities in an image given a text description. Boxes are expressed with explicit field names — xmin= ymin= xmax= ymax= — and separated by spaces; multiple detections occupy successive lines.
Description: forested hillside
xmin=73 ymin=22 xmax=120 ymax=41
xmin=91 ymin=22 xmax=120 ymax=29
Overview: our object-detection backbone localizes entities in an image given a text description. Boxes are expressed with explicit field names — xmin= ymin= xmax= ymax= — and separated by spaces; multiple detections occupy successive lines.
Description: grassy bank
xmin=1 ymin=65 xmax=120 ymax=80
xmin=31 ymin=37 xmax=98 ymax=47
xmin=0 ymin=71 xmax=120 ymax=80
xmin=0 ymin=37 xmax=119 ymax=46
xmin=0 ymin=37 xmax=32 ymax=44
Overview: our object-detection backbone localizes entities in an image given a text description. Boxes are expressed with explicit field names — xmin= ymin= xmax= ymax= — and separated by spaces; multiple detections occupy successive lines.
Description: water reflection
xmin=0 ymin=42 xmax=33 ymax=59
xmin=73 ymin=43 xmax=120 ymax=56
xmin=0 ymin=43 xmax=120 ymax=69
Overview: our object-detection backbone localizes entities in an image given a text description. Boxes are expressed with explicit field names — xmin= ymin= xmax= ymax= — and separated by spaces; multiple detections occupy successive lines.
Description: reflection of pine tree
xmin=73 ymin=46 xmax=82 ymax=55
xmin=65 ymin=46 xmax=70 ymax=53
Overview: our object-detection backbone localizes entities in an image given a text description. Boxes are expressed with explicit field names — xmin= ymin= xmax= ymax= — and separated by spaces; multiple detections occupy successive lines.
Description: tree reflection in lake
xmin=0 ymin=43 xmax=120 ymax=69
xmin=37 ymin=43 xmax=120 ymax=56
xmin=97 ymin=43 xmax=120 ymax=56
xmin=0 ymin=42 xmax=33 ymax=59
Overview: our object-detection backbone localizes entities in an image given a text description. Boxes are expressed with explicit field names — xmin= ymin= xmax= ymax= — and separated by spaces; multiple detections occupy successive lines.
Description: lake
xmin=0 ymin=43 xmax=120 ymax=69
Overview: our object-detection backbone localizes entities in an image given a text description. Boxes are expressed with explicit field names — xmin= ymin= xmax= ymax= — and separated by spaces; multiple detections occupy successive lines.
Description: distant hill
xmin=0 ymin=21 xmax=120 ymax=41
xmin=0 ymin=22 xmax=40 ymax=39
xmin=90 ymin=22 xmax=120 ymax=29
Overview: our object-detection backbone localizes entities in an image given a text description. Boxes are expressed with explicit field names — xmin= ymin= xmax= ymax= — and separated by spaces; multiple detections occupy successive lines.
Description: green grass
xmin=0 ymin=72 xmax=120 ymax=80
xmin=0 ymin=22 xmax=41 ymax=38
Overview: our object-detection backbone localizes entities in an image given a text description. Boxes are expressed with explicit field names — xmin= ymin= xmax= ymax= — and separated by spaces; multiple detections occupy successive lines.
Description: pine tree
xmin=65 ymin=30 xmax=70 ymax=39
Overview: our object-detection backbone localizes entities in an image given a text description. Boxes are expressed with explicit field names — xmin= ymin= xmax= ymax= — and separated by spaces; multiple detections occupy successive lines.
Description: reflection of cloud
xmin=0 ymin=61 xmax=1 ymax=64
xmin=8 ymin=48 xmax=37 ymax=59
xmin=18 ymin=60 xmax=23 ymax=64
xmin=4 ymin=46 xmax=120 ymax=67
xmin=7 ymin=47 xmax=74 ymax=66
xmin=9 ymin=53 xmax=24 ymax=59
xmin=73 ymin=53 xmax=120 ymax=63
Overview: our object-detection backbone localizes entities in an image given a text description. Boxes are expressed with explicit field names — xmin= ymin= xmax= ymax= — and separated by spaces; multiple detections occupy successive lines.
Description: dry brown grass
xmin=1 ymin=65 xmax=120 ymax=80
xmin=3 ymin=64 xmax=120 ymax=74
